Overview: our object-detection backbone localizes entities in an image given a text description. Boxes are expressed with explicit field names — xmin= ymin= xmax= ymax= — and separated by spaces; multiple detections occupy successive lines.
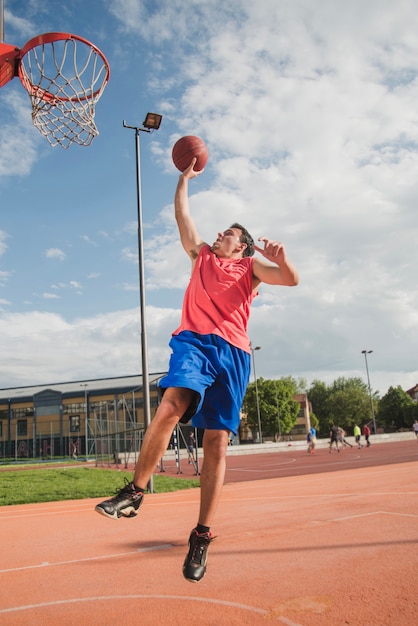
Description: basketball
xmin=172 ymin=135 xmax=209 ymax=172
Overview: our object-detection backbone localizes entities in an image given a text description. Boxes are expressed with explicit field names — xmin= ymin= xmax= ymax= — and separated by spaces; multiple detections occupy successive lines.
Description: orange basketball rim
xmin=0 ymin=32 xmax=110 ymax=148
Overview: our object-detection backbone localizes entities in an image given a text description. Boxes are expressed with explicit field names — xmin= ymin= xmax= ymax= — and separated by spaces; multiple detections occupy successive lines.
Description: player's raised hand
xmin=254 ymin=237 xmax=287 ymax=264
xmin=182 ymin=158 xmax=204 ymax=180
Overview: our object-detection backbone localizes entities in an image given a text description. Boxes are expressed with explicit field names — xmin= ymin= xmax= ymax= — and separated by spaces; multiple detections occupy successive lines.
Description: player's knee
xmin=203 ymin=430 xmax=229 ymax=459
xmin=159 ymin=387 xmax=195 ymax=419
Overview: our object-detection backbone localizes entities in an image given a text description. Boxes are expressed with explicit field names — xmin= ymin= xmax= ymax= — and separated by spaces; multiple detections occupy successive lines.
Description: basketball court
xmin=0 ymin=440 xmax=417 ymax=625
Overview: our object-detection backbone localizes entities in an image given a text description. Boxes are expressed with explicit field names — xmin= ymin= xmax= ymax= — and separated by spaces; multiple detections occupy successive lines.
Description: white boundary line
xmin=0 ymin=594 xmax=303 ymax=625
xmin=0 ymin=544 xmax=174 ymax=574
xmin=329 ymin=510 xmax=418 ymax=522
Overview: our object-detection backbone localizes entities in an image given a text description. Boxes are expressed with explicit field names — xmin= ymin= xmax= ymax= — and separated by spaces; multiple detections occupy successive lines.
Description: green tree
xmin=331 ymin=377 xmax=368 ymax=392
xmin=307 ymin=380 xmax=331 ymax=435
xmin=377 ymin=386 xmax=415 ymax=430
xmin=243 ymin=377 xmax=300 ymax=439
xmin=327 ymin=387 xmax=372 ymax=433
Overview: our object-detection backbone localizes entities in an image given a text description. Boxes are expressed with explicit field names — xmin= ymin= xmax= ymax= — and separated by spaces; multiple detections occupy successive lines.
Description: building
xmin=406 ymin=384 xmax=418 ymax=402
xmin=0 ymin=374 xmax=166 ymax=462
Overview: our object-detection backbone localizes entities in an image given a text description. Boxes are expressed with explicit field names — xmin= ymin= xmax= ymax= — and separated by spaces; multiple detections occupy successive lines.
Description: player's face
xmin=211 ymin=228 xmax=244 ymax=257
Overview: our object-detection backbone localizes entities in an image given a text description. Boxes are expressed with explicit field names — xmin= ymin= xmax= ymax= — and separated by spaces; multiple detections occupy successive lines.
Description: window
xmin=63 ymin=403 xmax=84 ymax=414
xmin=69 ymin=415 xmax=80 ymax=432
xmin=17 ymin=420 xmax=27 ymax=436
xmin=0 ymin=421 xmax=2 ymax=437
xmin=13 ymin=407 xmax=34 ymax=418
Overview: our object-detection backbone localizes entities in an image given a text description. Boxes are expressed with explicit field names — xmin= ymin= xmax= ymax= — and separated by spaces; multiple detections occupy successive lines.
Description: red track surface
xmin=1 ymin=439 xmax=417 ymax=625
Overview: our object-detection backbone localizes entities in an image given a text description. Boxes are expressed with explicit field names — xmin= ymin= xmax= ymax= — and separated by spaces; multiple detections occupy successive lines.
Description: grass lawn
xmin=0 ymin=466 xmax=200 ymax=506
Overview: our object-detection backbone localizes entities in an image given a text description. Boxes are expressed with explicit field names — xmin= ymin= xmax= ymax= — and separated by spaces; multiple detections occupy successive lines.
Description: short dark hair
xmin=230 ymin=222 xmax=254 ymax=257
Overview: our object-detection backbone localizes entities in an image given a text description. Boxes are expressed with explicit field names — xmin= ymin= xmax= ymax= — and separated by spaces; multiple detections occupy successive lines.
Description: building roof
xmin=0 ymin=373 xmax=167 ymax=403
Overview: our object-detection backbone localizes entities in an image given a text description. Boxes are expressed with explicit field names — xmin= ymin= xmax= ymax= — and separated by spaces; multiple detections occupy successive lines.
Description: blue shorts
xmin=158 ymin=331 xmax=251 ymax=435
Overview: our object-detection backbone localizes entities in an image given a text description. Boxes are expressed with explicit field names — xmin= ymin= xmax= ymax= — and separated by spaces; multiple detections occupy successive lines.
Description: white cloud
xmin=81 ymin=235 xmax=98 ymax=247
xmin=0 ymin=308 xmax=177 ymax=386
xmin=0 ymin=90 xmax=41 ymax=176
xmin=45 ymin=248 xmax=66 ymax=261
xmin=0 ymin=230 xmax=8 ymax=256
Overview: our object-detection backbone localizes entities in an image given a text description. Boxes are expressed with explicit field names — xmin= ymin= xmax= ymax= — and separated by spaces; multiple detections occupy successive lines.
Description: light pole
xmin=275 ymin=388 xmax=282 ymax=440
xmin=361 ymin=350 xmax=377 ymax=434
xmin=80 ymin=383 xmax=88 ymax=458
xmin=123 ymin=113 xmax=162 ymax=493
xmin=250 ymin=344 xmax=262 ymax=443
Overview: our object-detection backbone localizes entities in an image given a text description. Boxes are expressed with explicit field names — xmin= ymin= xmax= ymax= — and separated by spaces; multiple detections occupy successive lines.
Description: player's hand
xmin=181 ymin=158 xmax=204 ymax=180
xmin=254 ymin=237 xmax=286 ymax=264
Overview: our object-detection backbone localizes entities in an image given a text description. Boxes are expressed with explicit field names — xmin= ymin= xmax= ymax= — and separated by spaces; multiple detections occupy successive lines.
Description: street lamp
xmin=123 ymin=113 xmax=163 ymax=493
xmin=361 ymin=350 xmax=377 ymax=434
xmin=275 ymin=388 xmax=282 ymax=440
xmin=80 ymin=383 xmax=88 ymax=458
xmin=250 ymin=344 xmax=262 ymax=443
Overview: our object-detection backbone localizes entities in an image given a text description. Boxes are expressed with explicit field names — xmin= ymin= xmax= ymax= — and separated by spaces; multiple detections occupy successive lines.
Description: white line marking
xmin=0 ymin=544 xmax=174 ymax=574
xmin=329 ymin=510 xmax=418 ymax=522
xmin=0 ymin=594 xmax=303 ymax=624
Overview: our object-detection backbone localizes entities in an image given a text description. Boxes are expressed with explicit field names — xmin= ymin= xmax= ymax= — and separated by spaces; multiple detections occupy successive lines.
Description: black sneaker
xmin=183 ymin=528 xmax=215 ymax=583
xmin=95 ymin=480 xmax=143 ymax=520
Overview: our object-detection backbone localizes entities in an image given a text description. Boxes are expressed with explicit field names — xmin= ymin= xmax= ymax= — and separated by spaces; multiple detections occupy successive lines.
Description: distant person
xmin=307 ymin=430 xmax=313 ymax=453
xmin=308 ymin=427 xmax=317 ymax=454
xmin=337 ymin=426 xmax=353 ymax=449
xmin=188 ymin=431 xmax=196 ymax=463
xmin=353 ymin=424 xmax=363 ymax=449
xmin=413 ymin=420 xmax=418 ymax=441
xmin=363 ymin=424 xmax=371 ymax=447
xmin=94 ymin=158 xmax=299 ymax=582
xmin=329 ymin=424 xmax=340 ymax=453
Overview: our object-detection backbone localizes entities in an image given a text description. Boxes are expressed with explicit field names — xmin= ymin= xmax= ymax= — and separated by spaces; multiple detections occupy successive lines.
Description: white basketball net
xmin=19 ymin=36 xmax=109 ymax=149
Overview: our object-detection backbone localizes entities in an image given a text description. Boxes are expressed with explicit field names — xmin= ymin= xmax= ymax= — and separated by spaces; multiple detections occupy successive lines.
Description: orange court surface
xmin=0 ymin=439 xmax=417 ymax=625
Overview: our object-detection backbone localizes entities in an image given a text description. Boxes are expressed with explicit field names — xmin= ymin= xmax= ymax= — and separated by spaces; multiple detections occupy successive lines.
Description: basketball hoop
xmin=16 ymin=32 xmax=110 ymax=148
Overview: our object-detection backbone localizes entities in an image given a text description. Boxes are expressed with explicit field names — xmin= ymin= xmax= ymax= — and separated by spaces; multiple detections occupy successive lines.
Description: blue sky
xmin=0 ymin=0 xmax=417 ymax=397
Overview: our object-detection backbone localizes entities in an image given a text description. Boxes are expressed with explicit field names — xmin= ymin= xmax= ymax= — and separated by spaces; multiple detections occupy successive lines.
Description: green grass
xmin=0 ymin=467 xmax=200 ymax=506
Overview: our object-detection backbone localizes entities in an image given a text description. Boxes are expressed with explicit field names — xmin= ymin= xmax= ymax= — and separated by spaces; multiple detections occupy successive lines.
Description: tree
xmin=327 ymin=387 xmax=372 ymax=433
xmin=243 ymin=377 xmax=300 ymax=439
xmin=378 ymin=386 xmax=415 ymax=430
xmin=307 ymin=380 xmax=331 ymax=435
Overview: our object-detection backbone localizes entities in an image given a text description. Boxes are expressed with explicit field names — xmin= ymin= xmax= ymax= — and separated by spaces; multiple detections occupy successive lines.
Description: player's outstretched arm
xmin=253 ymin=237 xmax=299 ymax=287
xmin=174 ymin=159 xmax=205 ymax=260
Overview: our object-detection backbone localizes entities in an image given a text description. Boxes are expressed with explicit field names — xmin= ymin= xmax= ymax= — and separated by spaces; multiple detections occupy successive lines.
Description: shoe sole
xmin=182 ymin=567 xmax=206 ymax=583
xmin=95 ymin=505 xmax=138 ymax=520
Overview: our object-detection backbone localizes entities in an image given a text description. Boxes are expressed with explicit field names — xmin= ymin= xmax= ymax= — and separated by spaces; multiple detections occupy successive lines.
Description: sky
xmin=0 ymin=0 xmax=417 ymax=399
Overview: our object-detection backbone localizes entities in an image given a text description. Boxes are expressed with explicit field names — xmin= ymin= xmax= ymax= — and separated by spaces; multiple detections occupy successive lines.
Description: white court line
xmin=0 ymin=594 xmax=303 ymax=625
xmin=329 ymin=510 xmax=418 ymax=522
xmin=222 ymin=490 xmax=418 ymax=501
xmin=0 ymin=544 xmax=174 ymax=574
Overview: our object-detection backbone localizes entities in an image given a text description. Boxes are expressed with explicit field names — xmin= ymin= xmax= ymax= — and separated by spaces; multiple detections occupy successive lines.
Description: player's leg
xmin=183 ymin=428 xmax=228 ymax=583
xmin=197 ymin=428 xmax=229 ymax=526
xmin=133 ymin=387 xmax=194 ymax=488
xmin=95 ymin=387 xmax=195 ymax=520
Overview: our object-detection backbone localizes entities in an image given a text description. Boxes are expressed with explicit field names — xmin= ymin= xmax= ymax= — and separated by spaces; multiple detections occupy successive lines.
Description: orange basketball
xmin=172 ymin=135 xmax=208 ymax=172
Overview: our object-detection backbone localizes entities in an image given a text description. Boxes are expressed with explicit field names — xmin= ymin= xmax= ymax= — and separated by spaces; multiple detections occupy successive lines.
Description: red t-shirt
xmin=173 ymin=245 xmax=256 ymax=353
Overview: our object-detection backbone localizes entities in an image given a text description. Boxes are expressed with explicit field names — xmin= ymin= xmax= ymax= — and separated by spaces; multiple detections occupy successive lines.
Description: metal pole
xmin=80 ymin=384 xmax=88 ymax=459
xmin=362 ymin=350 xmax=377 ymax=434
xmin=251 ymin=345 xmax=262 ymax=443
xmin=123 ymin=121 xmax=154 ymax=492
xmin=276 ymin=389 xmax=281 ymax=440
xmin=1 ymin=0 xmax=5 ymax=43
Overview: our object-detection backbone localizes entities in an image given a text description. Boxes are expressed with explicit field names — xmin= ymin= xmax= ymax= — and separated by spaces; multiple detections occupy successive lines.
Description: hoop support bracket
xmin=0 ymin=42 xmax=20 ymax=88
